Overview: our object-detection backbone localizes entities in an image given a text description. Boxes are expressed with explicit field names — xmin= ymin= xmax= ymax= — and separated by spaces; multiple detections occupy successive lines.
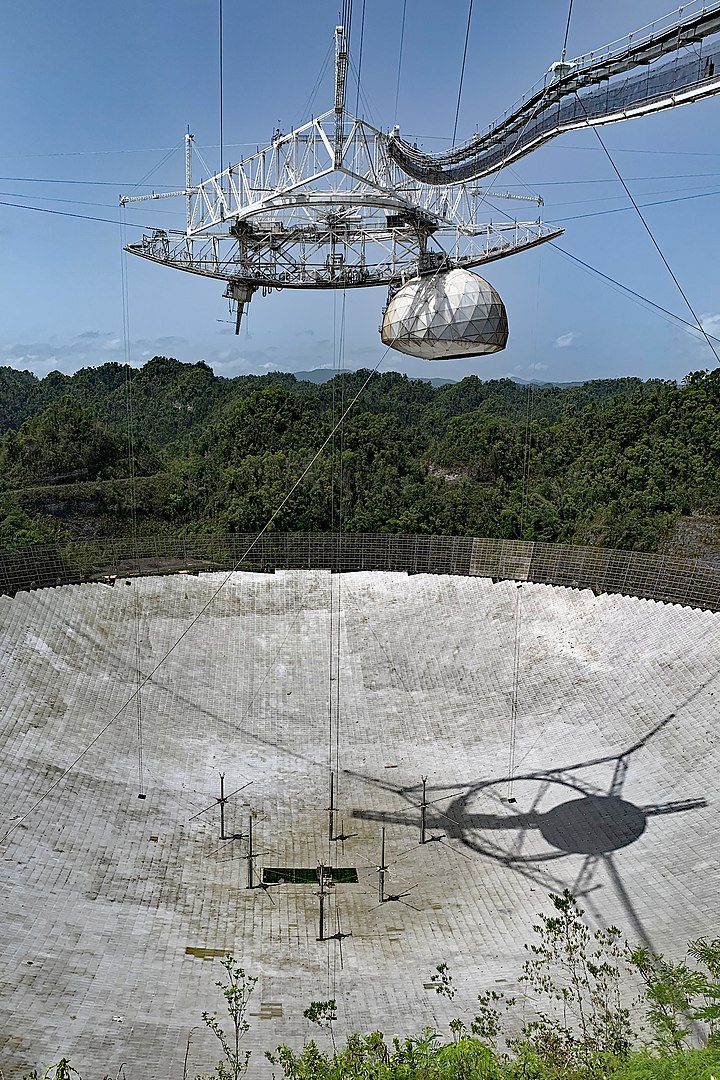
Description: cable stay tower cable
xmin=219 ymin=0 xmax=225 ymax=182
xmin=394 ymin=0 xmax=408 ymax=121
xmin=354 ymin=0 xmax=366 ymax=117
xmin=1 ymin=243 xmax=461 ymax=847
xmin=451 ymin=0 xmax=474 ymax=148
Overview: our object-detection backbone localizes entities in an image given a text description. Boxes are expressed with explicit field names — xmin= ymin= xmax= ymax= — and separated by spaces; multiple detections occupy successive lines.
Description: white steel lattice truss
xmin=121 ymin=26 xmax=562 ymax=330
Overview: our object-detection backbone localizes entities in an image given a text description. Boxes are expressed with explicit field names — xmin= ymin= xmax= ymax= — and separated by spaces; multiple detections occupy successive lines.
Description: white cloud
xmin=684 ymin=312 xmax=720 ymax=345
xmin=528 ymin=361 xmax=549 ymax=372
xmin=0 ymin=331 xmax=190 ymax=376
xmin=554 ymin=331 xmax=577 ymax=349
xmin=701 ymin=313 xmax=720 ymax=337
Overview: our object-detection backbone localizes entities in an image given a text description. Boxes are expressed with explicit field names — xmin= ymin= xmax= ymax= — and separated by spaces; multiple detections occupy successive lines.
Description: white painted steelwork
xmin=390 ymin=1 xmax=720 ymax=184
xmin=121 ymin=24 xmax=560 ymax=334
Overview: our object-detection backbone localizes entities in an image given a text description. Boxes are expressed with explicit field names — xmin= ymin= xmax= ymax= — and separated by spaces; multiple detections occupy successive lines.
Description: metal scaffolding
xmin=120 ymin=24 xmax=560 ymax=331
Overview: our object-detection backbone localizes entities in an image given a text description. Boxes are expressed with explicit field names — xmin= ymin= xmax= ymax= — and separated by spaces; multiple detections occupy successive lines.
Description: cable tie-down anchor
xmin=224 ymin=281 xmax=257 ymax=335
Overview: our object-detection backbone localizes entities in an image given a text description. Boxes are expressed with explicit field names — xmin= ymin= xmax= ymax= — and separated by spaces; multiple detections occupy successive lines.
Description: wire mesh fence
xmin=1 ymin=533 xmax=718 ymax=611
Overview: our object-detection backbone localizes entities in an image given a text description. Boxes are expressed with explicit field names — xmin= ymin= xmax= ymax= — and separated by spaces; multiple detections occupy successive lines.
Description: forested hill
xmin=1 ymin=357 xmax=718 ymax=555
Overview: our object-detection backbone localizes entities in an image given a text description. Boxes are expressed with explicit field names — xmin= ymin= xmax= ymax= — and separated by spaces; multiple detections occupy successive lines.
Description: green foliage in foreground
xmin=27 ymin=893 xmax=718 ymax=1080
xmin=3 ymin=358 xmax=720 ymax=551
xmin=259 ymin=895 xmax=719 ymax=1079
xmin=265 ymin=1039 xmax=720 ymax=1080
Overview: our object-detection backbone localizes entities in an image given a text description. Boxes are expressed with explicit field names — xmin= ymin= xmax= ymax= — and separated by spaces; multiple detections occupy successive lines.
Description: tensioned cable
xmin=0 ymin=199 xmax=156 ymax=228
xmin=15 ymin=137 xmax=720 ymax=159
xmin=348 ymin=56 xmax=379 ymax=127
xmin=0 ymin=336 xmax=401 ymax=848
xmin=549 ymin=184 xmax=720 ymax=220
xmin=328 ymin=294 xmax=338 ymax=862
xmin=480 ymin=186 xmax=720 ymax=346
xmin=394 ymin=0 xmax=408 ymax=119
xmin=334 ymin=291 xmax=347 ymax=859
xmin=550 ymin=241 xmax=720 ymax=344
xmin=507 ymin=257 xmax=542 ymax=803
xmin=0 ymin=235 xmax=460 ymax=852
xmin=519 ymin=261 xmax=542 ymax=541
xmin=507 ymin=584 xmax=523 ymax=803
xmin=354 ymin=0 xmax=367 ymax=115
xmin=5 ymin=184 xmax=719 ymax=233
xmin=8 ymin=166 xmax=720 ymax=191
xmin=327 ymin=287 xmax=348 ymax=869
xmin=506 ymin=0 xmax=571 ymax=804
xmin=22 ymin=169 xmax=708 ymax=188
xmin=0 ymin=175 xmax=178 ymax=188
xmin=561 ymin=0 xmax=575 ymax=62
xmin=343 ymin=0 xmax=354 ymax=64
xmin=330 ymin=288 xmax=348 ymax=1004
xmin=576 ymin=95 xmax=720 ymax=366
xmin=125 ymin=142 xmax=183 ymax=196
xmin=120 ymin=205 xmax=144 ymax=799
xmin=451 ymin=0 xmax=474 ymax=148
xmin=547 ymin=183 xmax=720 ymax=210
xmin=219 ymin=0 xmax=225 ymax=179
xmin=294 ymin=41 xmax=334 ymax=128
xmin=0 ymin=189 xmax=183 ymax=215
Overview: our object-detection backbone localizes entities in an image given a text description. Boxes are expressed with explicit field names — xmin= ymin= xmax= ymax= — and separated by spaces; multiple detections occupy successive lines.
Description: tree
xmin=196 ymin=955 xmax=257 ymax=1080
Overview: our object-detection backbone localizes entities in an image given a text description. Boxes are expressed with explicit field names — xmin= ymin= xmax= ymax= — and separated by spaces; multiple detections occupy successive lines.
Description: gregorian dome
xmin=380 ymin=268 xmax=509 ymax=360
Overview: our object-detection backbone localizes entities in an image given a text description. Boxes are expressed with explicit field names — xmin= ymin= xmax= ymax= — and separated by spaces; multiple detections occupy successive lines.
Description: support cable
xmin=327 ymin=287 xmax=347 ymax=866
xmin=394 ymin=0 xmax=408 ymax=119
xmin=0 ymin=258 xmax=452 ymax=849
xmin=578 ymin=97 xmax=720 ymax=365
xmin=507 ymin=586 xmax=523 ymax=806
xmin=451 ymin=0 xmax=474 ymax=148
xmin=507 ymin=257 xmax=542 ymax=802
xmin=0 ymin=346 xmax=388 ymax=847
xmin=120 ymin=205 xmax=144 ymax=799
xmin=506 ymin=2 xmax=573 ymax=803
xmin=294 ymin=41 xmax=334 ymax=129
xmin=549 ymin=240 xmax=720 ymax=343
xmin=354 ymin=0 xmax=366 ymax=115
xmin=328 ymin=293 xmax=338 ymax=859
xmin=343 ymin=0 xmax=353 ymax=56
xmin=561 ymin=0 xmax=574 ymax=62
xmin=219 ymin=0 xmax=224 ymax=180
xmin=326 ymin=251 xmax=348 ymax=1008
xmin=478 ymin=186 xmax=720 ymax=348
xmin=0 ymin=199 xmax=157 ymax=228
xmin=334 ymin=291 xmax=347 ymax=849
xmin=348 ymin=56 xmax=379 ymax=126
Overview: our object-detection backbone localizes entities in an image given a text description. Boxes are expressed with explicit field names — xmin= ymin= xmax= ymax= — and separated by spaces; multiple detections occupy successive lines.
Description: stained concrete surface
xmin=0 ymin=571 xmax=718 ymax=1076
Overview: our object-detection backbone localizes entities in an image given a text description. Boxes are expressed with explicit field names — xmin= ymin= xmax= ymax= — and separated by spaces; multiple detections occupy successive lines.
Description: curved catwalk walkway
xmin=0 ymin=571 xmax=718 ymax=1076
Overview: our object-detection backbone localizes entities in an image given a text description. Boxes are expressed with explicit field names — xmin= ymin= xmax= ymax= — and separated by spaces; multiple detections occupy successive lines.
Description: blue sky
xmin=2 ymin=0 xmax=720 ymax=384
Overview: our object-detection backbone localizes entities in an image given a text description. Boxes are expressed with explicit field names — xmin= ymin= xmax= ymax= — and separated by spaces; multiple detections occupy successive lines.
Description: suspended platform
xmin=121 ymin=25 xmax=561 ymax=335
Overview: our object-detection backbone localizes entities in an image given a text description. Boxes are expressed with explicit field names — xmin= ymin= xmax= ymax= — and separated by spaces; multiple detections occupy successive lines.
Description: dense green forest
xmin=1 ymin=356 xmax=719 ymax=553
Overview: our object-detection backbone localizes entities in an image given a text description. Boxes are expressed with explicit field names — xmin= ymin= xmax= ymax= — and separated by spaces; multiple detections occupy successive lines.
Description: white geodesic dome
xmin=380 ymin=268 xmax=509 ymax=359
